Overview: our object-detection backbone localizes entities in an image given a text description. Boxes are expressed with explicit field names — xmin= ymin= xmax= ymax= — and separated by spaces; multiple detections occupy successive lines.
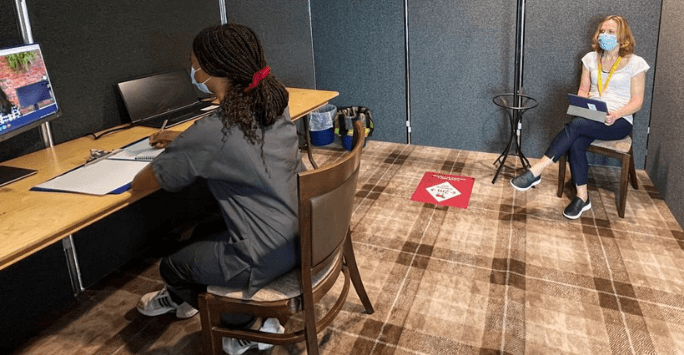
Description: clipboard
xmin=31 ymin=137 xmax=163 ymax=195
xmin=31 ymin=159 xmax=149 ymax=195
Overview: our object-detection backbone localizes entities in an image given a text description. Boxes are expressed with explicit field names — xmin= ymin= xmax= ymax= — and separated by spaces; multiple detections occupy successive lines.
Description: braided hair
xmin=192 ymin=24 xmax=289 ymax=149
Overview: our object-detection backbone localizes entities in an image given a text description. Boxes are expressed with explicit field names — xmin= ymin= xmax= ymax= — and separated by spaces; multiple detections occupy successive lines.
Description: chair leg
xmin=557 ymin=154 xmax=567 ymax=198
xmin=303 ymin=115 xmax=319 ymax=169
xmin=618 ymin=155 xmax=630 ymax=218
xmin=301 ymin=281 xmax=320 ymax=355
xmin=343 ymin=231 xmax=375 ymax=314
xmin=198 ymin=294 xmax=222 ymax=355
xmin=628 ymin=151 xmax=638 ymax=190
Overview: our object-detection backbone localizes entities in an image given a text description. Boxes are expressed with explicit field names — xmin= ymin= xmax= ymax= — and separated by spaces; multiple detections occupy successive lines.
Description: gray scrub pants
xmin=160 ymin=218 xmax=256 ymax=328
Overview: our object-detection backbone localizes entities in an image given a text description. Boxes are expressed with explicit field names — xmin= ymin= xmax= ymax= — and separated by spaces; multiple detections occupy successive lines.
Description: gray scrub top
xmin=151 ymin=107 xmax=305 ymax=295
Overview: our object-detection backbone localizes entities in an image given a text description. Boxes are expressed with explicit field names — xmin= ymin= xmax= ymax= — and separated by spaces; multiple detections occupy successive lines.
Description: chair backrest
xmin=297 ymin=120 xmax=365 ymax=272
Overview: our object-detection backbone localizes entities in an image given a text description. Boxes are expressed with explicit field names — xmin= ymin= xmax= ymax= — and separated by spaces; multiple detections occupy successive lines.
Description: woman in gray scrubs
xmin=132 ymin=24 xmax=304 ymax=354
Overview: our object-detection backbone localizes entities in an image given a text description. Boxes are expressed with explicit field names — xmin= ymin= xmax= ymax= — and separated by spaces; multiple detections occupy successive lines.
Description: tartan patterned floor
xmin=13 ymin=140 xmax=684 ymax=355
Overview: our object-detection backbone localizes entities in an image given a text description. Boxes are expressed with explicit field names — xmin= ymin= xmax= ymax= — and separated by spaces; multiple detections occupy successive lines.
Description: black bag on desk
xmin=334 ymin=106 xmax=374 ymax=138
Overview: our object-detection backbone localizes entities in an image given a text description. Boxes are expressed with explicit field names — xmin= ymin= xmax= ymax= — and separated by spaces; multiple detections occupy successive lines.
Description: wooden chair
xmin=197 ymin=120 xmax=374 ymax=355
xmin=557 ymin=135 xmax=638 ymax=218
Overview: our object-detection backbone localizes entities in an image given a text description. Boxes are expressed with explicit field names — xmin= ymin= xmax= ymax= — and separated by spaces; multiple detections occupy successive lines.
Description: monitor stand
xmin=0 ymin=165 xmax=37 ymax=188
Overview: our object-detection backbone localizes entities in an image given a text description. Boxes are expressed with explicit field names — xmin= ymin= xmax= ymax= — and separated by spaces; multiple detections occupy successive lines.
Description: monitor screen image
xmin=0 ymin=43 xmax=59 ymax=142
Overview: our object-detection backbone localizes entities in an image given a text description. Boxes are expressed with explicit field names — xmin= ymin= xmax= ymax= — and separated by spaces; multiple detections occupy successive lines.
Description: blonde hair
xmin=591 ymin=15 xmax=636 ymax=56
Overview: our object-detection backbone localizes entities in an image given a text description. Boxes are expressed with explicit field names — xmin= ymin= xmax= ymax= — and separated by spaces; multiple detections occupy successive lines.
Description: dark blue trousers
xmin=544 ymin=117 xmax=632 ymax=186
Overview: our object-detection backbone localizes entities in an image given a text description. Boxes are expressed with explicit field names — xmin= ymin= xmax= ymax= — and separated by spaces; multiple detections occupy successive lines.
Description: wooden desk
xmin=0 ymin=88 xmax=338 ymax=272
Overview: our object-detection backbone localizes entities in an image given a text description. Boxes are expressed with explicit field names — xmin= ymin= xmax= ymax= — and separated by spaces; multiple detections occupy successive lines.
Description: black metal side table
xmin=491 ymin=93 xmax=538 ymax=184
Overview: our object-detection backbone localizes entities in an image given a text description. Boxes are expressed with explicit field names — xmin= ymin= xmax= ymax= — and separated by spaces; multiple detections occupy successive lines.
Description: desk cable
xmin=90 ymin=123 xmax=134 ymax=140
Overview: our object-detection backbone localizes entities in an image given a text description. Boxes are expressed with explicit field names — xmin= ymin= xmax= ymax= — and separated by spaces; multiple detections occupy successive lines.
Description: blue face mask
xmin=598 ymin=33 xmax=618 ymax=51
xmin=190 ymin=66 xmax=212 ymax=94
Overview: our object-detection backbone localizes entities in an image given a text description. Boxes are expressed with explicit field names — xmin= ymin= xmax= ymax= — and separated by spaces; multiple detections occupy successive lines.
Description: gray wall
xmin=225 ymin=0 xmax=315 ymax=89
xmin=310 ymin=0 xmax=408 ymax=143
xmin=31 ymin=1 xmax=222 ymax=142
xmin=408 ymin=1 xmax=660 ymax=170
xmin=408 ymin=1 xmax=516 ymax=151
xmin=0 ymin=0 xmax=22 ymax=48
xmin=647 ymin=0 xmax=684 ymax=228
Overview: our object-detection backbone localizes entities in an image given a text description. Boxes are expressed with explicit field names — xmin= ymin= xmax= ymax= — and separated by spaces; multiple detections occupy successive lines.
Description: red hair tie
xmin=246 ymin=66 xmax=270 ymax=91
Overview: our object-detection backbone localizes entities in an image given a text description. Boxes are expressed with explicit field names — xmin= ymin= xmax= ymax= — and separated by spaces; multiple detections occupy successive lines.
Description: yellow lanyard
xmin=597 ymin=56 xmax=621 ymax=97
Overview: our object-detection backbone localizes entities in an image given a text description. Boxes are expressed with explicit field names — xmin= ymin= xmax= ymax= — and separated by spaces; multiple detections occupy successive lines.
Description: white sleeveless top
xmin=581 ymin=52 xmax=649 ymax=125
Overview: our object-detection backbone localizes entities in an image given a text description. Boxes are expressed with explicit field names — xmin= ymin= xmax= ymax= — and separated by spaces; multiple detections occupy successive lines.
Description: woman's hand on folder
xmin=605 ymin=112 xmax=619 ymax=126
xmin=149 ymin=130 xmax=182 ymax=149
xmin=132 ymin=164 xmax=161 ymax=192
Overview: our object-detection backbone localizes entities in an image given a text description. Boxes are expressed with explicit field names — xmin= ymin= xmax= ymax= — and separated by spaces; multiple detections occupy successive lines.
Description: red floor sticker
xmin=410 ymin=172 xmax=475 ymax=209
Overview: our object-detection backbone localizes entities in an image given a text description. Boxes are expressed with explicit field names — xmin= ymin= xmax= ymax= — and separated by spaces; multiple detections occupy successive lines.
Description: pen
xmin=159 ymin=119 xmax=169 ymax=133
xmin=151 ymin=119 xmax=169 ymax=149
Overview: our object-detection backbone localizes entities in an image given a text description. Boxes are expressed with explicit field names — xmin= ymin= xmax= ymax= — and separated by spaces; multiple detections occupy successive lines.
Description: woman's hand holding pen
xmin=149 ymin=119 xmax=178 ymax=148
xmin=149 ymin=130 xmax=181 ymax=149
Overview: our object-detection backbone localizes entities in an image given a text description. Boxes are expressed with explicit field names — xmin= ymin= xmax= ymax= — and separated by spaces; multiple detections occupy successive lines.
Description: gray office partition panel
xmin=515 ymin=2 xmax=588 ymax=159
xmin=408 ymin=1 xmax=660 ymax=170
xmin=0 ymin=0 xmax=23 ymax=48
xmin=24 ymin=1 xmax=220 ymax=146
xmin=225 ymin=0 xmax=315 ymax=89
xmin=408 ymin=1 xmax=517 ymax=151
xmin=310 ymin=0 xmax=407 ymax=143
xmin=647 ymin=0 xmax=684 ymax=229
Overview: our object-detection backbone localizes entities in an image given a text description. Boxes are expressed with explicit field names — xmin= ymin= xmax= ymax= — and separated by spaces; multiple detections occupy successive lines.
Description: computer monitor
xmin=0 ymin=43 xmax=61 ymax=186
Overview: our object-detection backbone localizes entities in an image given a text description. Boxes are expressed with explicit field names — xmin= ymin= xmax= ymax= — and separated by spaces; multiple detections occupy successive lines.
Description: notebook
xmin=117 ymin=70 xmax=217 ymax=128
xmin=567 ymin=93 xmax=608 ymax=122
xmin=108 ymin=137 xmax=164 ymax=161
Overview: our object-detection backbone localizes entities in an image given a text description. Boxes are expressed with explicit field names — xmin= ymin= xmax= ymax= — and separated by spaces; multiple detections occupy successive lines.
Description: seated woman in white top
xmin=510 ymin=15 xmax=649 ymax=219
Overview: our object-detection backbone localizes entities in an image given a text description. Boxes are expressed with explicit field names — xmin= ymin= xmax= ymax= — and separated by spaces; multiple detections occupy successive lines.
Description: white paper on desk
xmin=109 ymin=139 xmax=164 ymax=161
xmin=34 ymin=159 xmax=149 ymax=195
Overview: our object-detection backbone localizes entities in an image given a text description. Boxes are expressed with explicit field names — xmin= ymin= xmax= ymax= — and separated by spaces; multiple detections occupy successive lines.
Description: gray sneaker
xmin=563 ymin=197 xmax=591 ymax=219
xmin=510 ymin=170 xmax=541 ymax=191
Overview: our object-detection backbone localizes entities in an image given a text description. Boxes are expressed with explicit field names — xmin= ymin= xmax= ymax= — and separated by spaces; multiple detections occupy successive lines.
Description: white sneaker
xmin=222 ymin=318 xmax=285 ymax=355
xmin=136 ymin=287 xmax=198 ymax=319
xmin=175 ymin=301 xmax=200 ymax=319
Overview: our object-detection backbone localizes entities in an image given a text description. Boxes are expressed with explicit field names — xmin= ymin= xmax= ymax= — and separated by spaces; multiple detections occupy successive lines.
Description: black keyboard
xmin=139 ymin=103 xmax=215 ymax=128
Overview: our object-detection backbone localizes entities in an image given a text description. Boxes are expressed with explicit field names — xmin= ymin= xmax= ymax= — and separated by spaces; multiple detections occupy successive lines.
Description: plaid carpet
xmin=13 ymin=140 xmax=684 ymax=355
xmin=294 ymin=140 xmax=684 ymax=355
